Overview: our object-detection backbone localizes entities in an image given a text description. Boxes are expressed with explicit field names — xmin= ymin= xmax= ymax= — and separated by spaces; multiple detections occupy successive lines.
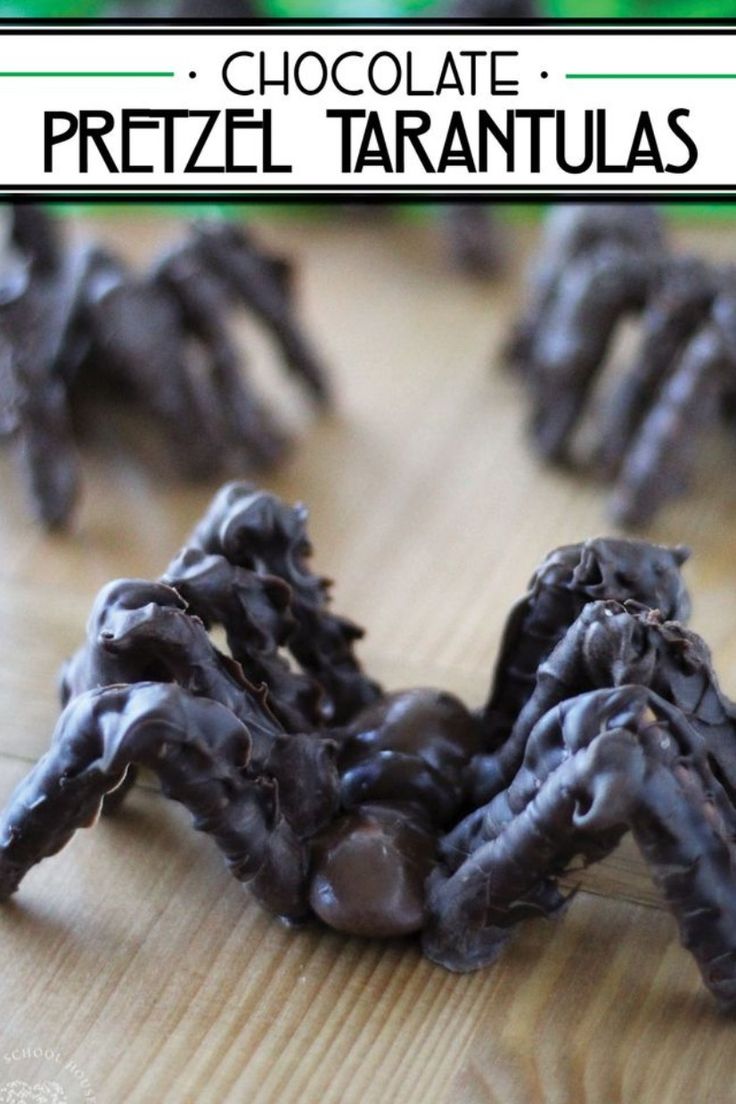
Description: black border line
xmin=7 ymin=17 xmax=736 ymax=25
xmin=1 ymin=18 xmax=735 ymax=202
xmin=2 ymin=23 xmax=736 ymax=34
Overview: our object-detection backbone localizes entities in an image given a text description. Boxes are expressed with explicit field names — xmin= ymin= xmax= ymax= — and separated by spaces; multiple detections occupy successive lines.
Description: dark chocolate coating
xmin=610 ymin=271 xmax=736 ymax=527
xmin=10 ymin=206 xmax=61 ymax=275
xmin=162 ymin=546 xmax=321 ymax=732
xmin=0 ymin=228 xmax=89 ymax=527
xmin=187 ymin=222 xmax=330 ymax=407
xmin=597 ymin=255 xmax=718 ymax=480
xmin=154 ymin=240 xmax=289 ymax=470
xmin=56 ymin=484 xmax=380 ymax=838
xmin=472 ymin=596 xmax=736 ymax=824
xmin=78 ymin=249 xmax=225 ymax=479
xmin=306 ymin=689 xmax=482 ymax=939
xmin=442 ymin=207 xmax=504 ymax=280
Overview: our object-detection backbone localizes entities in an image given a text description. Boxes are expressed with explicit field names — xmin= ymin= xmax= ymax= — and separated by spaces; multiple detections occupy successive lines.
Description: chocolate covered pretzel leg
xmin=0 ymin=683 xmax=309 ymax=918
xmin=189 ymin=482 xmax=382 ymax=723
xmin=162 ymin=547 xmax=322 ymax=733
xmin=610 ymin=279 xmax=736 ymax=526
xmin=0 ymin=236 xmax=91 ymax=527
xmin=528 ymin=243 xmax=655 ymax=462
xmin=506 ymin=205 xmax=665 ymax=375
xmin=443 ymin=206 xmax=503 ymax=279
xmin=475 ymin=592 xmax=736 ymax=810
xmin=597 ymin=255 xmax=717 ymax=480
xmin=78 ymin=249 xmax=225 ymax=479
xmin=471 ymin=539 xmax=689 ymax=804
xmin=446 ymin=687 xmax=638 ymax=870
xmin=155 ymin=243 xmax=290 ymax=469
xmin=60 ymin=578 xmax=339 ymax=838
xmin=480 ymin=538 xmax=689 ymax=739
xmin=191 ymin=222 xmax=330 ymax=407
xmin=10 ymin=204 xmax=61 ymax=275
xmin=426 ymin=687 xmax=736 ymax=1008
xmin=482 ymin=600 xmax=660 ymax=797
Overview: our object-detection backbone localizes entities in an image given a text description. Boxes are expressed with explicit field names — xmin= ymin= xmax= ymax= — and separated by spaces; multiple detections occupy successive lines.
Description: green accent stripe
xmin=567 ymin=73 xmax=736 ymax=79
xmin=0 ymin=70 xmax=174 ymax=77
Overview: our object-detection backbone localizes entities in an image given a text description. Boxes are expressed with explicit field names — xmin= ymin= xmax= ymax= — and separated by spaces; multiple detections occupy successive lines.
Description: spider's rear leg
xmin=162 ymin=546 xmax=321 ymax=733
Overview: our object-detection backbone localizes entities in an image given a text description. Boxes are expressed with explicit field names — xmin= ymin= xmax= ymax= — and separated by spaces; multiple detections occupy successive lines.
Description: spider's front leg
xmin=473 ymin=593 xmax=736 ymax=814
xmin=609 ymin=274 xmax=736 ymax=527
xmin=462 ymin=601 xmax=661 ymax=853
xmin=425 ymin=686 xmax=736 ymax=1009
xmin=0 ymin=683 xmax=309 ymax=919
xmin=596 ymin=255 xmax=717 ymax=480
xmin=163 ymin=547 xmax=322 ymax=733
xmin=505 ymin=204 xmax=665 ymax=376
xmin=471 ymin=538 xmax=690 ymax=804
xmin=190 ymin=222 xmax=331 ymax=407
xmin=154 ymin=245 xmax=290 ymax=470
xmin=188 ymin=482 xmax=383 ymax=725
xmin=528 ymin=242 xmax=655 ymax=463
xmin=78 ymin=249 xmax=224 ymax=479
xmin=60 ymin=577 xmax=340 ymax=839
xmin=426 ymin=687 xmax=653 ymax=972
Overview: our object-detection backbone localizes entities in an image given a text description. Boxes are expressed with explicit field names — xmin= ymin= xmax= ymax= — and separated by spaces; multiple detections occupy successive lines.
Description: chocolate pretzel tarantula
xmin=2 ymin=483 xmax=736 ymax=1008
xmin=0 ymin=206 xmax=327 ymax=529
xmin=508 ymin=203 xmax=736 ymax=526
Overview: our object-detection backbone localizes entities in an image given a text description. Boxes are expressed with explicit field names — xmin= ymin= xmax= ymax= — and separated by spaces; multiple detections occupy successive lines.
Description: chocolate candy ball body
xmin=340 ymin=689 xmax=483 ymax=775
xmin=338 ymin=689 xmax=483 ymax=825
xmin=309 ymin=804 xmax=436 ymax=938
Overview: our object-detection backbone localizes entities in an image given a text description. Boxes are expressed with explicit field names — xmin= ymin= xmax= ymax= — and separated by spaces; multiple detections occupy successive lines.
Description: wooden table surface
xmin=1 ymin=213 xmax=736 ymax=1104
